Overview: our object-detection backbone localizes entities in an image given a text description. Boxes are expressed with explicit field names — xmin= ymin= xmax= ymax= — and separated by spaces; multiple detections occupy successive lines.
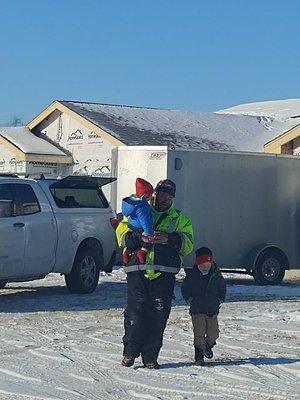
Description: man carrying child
xmin=116 ymin=178 xmax=194 ymax=369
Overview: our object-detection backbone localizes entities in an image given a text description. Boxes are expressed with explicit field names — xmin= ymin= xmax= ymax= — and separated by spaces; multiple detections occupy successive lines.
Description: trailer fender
xmin=244 ymin=244 xmax=290 ymax=273
xmin=245 ymin=245 xmax=289 ymax=285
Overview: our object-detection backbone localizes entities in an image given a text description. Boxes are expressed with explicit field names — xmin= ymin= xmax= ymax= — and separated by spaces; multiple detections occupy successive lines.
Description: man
xmin=116 ymin=179 xmax=194 ymax=369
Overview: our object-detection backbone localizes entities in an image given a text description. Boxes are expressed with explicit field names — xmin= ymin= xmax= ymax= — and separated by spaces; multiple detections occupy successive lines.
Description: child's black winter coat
xmin=181 ymin=264 xmax=226 ymax=315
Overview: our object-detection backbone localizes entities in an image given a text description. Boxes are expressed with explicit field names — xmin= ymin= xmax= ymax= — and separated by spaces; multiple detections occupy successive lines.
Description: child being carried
xmin=121 ymin=178 xmax=155 ymax=264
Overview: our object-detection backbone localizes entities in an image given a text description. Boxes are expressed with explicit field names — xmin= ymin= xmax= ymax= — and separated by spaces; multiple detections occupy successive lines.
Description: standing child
xmin=181 ymin=247 xmax=226 ymax=366
xmin=121 ymin=178 xmax=155 ymax=264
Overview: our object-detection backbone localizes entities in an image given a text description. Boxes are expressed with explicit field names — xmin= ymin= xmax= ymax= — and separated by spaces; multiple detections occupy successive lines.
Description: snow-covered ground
xmin=0 ymin=269 xmax=299 ymax=400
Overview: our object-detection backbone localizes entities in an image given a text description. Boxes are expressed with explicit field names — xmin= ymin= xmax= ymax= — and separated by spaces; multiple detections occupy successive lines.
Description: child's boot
xmin=194 ymin=347 xmax=205 ymax=366
xmin=136 ymin=248 xmax=147 ymax=264
xmin=122 ymin=249 xmax=131 ymax=264
xmin=204 ymin=343 xmax=214 ymax=359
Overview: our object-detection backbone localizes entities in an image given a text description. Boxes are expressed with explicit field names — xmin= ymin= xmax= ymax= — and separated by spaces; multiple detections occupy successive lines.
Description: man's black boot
xmin=203 ymin=343 xmax=214 ymax=359
xmin=121 ymin=356 xmax=135 ymax=367
xmin=194 ymin=347 xmax=205 ymax=366
xmin=144 ymin=360 xmax=160 ymax=369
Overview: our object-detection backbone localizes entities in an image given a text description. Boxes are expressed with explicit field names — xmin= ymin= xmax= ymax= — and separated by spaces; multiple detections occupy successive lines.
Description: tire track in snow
xmin=111 ymin=358 xmax=291 ymax=400
xmin=150 ymin=346 xmax=297 ymax=400
xmin=0 ymin=389 xmax=60 ymax=400
xmin=0 ymin=345 xmax=41 ymax=357
xmin=73 ymin=333 xmax=298 ymax=400
xmin=68 ymin=372 xmax=95 ymax=383
xmin=56 ymin=386 xmax=86 ymax=398
xmin=28 ymin=348 xmax=74 ymax=363
xmin=161 ymin=326 xmax=296 ymax=398
xmin=221 ymin=332 xmax=298 ymax=351
xmin=263 ymin=363 xmax=300 ymax=387
xmin=117 ymin=367 xmax=291 ymax=400
xmin=0 ymin=381 xmax=62 ymax=400
xmin=86 ymin=334 xmax=123 ymax=348
xmin=128 ymin=390 xmax=162 ymax=400
xmin=0 ymin=367 xmax=42 ymax=383
xmin=113 ymin=373 xmax=240 ymax=400
xmin=64 ymin=354 xmax=130 ymax=400
xmin=207 ymin=360 xmax=299 ymax=399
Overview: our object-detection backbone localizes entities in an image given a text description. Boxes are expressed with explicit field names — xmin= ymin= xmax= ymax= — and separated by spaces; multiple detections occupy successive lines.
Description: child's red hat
xmin=195 ymin=247 xmax=213 ymax=265
xmin=135 ymin=178 xmax=153 ymax=198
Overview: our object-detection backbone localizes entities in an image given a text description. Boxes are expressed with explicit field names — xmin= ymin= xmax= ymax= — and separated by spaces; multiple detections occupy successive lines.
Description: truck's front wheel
xmin=65 ymin=247 xmax=100 ymax=294
xmin=253 ymin=249 xmax=286 ymax=285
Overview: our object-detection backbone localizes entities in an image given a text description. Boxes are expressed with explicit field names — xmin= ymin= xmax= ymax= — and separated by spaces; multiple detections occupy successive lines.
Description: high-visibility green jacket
xmin=116 ymin=203 xmax=194 ymax=276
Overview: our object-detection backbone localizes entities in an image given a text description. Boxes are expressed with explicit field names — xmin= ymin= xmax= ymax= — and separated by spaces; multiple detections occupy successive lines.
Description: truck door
xmin=12 ymin=183 xmax=56 ymax=277
xmin=0 ymin=183 xmax=25 ymax=278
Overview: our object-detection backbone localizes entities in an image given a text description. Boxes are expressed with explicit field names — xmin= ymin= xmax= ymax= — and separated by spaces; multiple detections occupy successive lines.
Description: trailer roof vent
xmin=174 ymin=157 xmax=183 ymax=170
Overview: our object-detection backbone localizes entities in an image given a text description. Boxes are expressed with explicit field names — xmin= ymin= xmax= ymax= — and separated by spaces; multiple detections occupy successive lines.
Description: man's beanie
xmin=135 ymin=178 xmax=153 ymax=198
xmin=195 ymin=247 xmax=213 ymax=265
xmin=155 ymin=179 xmax=176 ymax=197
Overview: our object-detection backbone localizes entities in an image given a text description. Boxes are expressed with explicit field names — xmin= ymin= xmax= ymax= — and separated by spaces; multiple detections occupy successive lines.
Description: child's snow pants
xmin=191 ymin=314 xmax=219 ymax=349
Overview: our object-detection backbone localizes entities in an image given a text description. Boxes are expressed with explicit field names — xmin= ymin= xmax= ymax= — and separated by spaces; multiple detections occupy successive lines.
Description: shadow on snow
xmin=0 ymin=281 xmax=127 ymax=313
xmin=158 ymin=356 xmax=300 ymax=369
xmin=0 ymin=276 xmax=298 ymax=314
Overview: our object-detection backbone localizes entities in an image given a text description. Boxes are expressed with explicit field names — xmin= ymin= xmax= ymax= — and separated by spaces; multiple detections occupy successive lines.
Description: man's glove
xmin=152 ymin=232 xmax=169 ymax=244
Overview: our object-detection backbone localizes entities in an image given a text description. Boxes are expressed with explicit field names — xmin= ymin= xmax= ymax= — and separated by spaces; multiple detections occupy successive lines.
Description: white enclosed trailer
xmin=111 ymin=146 xmax=300 ymax=284
xmin=111 ymin=146 xmax=168 ymax=213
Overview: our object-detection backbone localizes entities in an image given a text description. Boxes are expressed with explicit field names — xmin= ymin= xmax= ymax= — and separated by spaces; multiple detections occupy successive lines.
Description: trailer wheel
xmin=65 ymin=246 xmax=100 ymax=294
xmin=0 ymin=280 xmax=7 ymax=289
xmin=253 ymin=249 xmax=286 ymax=285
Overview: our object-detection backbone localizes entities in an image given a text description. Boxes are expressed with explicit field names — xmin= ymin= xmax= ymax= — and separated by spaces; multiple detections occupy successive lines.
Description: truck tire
xmin=253 ymin=249 xmax=286 ymax=285
xmin=65 ymin=247 xmax=100 ymax=294
xmin=0 ymin=280 xmax=7 ymax=289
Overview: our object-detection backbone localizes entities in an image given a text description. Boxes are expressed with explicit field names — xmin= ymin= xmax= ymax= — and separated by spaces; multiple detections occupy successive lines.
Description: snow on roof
xmin=60 ymin=101 xmax=298 ymax=152
xmin=217 ymin=98 xmax=300 ymax=119
xmin=0 ymin=126 xmax=67 ymax=156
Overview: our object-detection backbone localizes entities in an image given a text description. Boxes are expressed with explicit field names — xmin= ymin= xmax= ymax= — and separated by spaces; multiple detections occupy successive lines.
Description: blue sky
xmin=0 ymin=0 xmax=299 ymax=124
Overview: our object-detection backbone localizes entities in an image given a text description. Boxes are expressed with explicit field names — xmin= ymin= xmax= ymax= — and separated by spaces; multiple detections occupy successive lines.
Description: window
xmin=50 ymin=187 xmax=108 ymax=208
xmin=12 ymin=184 xmax=41 ymax=215
xmin=0 ymin=184 xmax=14 ymax=218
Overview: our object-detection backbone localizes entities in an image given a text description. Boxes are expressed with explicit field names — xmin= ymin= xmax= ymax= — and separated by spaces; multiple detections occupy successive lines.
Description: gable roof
xmin=217 ymin=98 xmax=300 ymax=119
xmin=0 ymin=126 xmax=68 ymax=156
xmin=28 ymin=100 xmax=299 ymax=153
xmin=61 ymin=101 xmax=300 ymax=152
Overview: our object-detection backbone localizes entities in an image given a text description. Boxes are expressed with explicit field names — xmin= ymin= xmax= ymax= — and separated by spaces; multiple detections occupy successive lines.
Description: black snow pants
xmin=123 ymin=270 xmax=175 ymax=365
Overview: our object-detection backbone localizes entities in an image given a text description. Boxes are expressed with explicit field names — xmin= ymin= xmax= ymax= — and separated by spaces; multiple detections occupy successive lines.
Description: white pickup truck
xmin=0 ymin=175 xmax=117 ymax=293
